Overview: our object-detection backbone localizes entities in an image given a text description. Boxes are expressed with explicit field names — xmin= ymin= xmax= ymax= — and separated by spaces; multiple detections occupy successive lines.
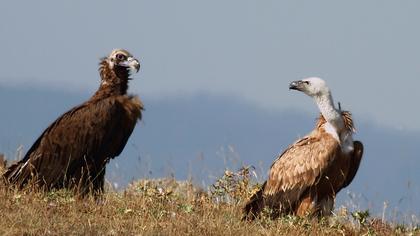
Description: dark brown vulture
xmin=3 ymin=49 xmax=143 ymax=195
xmin=243 ymin=77 xmax=363 ymax=220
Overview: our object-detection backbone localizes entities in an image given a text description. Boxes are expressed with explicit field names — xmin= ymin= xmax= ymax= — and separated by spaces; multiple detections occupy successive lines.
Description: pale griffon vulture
xmin=243 ymin=77 xmax=363 ymax=219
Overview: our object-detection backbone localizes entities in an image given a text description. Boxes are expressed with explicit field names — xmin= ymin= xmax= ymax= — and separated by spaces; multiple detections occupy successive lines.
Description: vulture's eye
xmin=304 ymin=81 xmax=310 ymax=85
xmin=116 ymin=53 xmax=126 ymax=60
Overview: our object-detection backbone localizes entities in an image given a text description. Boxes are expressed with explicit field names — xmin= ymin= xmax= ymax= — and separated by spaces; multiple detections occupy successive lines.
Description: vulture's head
xmin=289 ymin=77 xmax=330 ymax=97
xmin=108 ymin=49 xmax=140 ymax=75
xmin=100 ymin=49 xmax=140 ymax=81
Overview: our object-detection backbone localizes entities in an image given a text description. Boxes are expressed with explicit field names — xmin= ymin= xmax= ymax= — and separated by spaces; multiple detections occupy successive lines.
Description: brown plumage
xmin=243 ymin=112 xmax=363 ymax=220
xmin=243 ymin=78 xmax=364 ymax=220
xmin=3 ymin=49 xmax=143 ymax=195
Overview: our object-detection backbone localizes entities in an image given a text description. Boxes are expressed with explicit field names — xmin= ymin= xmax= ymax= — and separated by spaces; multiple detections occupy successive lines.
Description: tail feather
xmin=342 ymin=140 xmax=363 ymax=188
xmin=3 ymin=162 xmax=18 ymax=183
xmin=3 ymin=161 xmax=31 ymax=188
xmin=242 ymin=182 xmax=266 ymax=221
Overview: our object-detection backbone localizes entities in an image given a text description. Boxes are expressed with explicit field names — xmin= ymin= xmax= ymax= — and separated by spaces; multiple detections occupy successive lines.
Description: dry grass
xmin=0 ymin=167 xmax=418 ymax=236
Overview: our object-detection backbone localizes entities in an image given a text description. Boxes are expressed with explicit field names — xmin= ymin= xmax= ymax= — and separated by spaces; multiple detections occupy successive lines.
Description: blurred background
xmin=0 ymin=1 xmax=419 ymax=223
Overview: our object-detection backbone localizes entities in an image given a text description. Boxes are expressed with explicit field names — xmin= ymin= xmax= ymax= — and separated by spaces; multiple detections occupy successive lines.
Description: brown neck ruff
xmin=316 ymin=111 xmax=355 ymax=133
xmin=93 ymin=59 xmax=130 ymax=99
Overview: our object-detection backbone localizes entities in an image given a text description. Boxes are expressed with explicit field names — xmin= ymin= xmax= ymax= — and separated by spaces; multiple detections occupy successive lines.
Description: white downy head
xmin=289 ymin=77 xmax=330 ymax=98
xmin=290 ymin=77 xmax=353 ymax=153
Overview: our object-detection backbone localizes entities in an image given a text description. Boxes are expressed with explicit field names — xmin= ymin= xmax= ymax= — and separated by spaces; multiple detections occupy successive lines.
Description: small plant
xmin=395 ymin=223 xmax=410 ymax=234
xmin=209 ymin=166 xmax=254 ymax=204
xmin=178 ymin=203 xmax=194 ymax=213
xmin=351 ymin=209 xmax=370 ymax=226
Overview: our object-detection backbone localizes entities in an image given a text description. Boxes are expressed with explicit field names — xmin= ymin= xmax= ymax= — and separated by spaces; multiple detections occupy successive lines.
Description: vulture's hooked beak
xmin=120 ymin=57 xmax=140 ymax=74
xmin=289 ymin=80 xmax=304 ymax=91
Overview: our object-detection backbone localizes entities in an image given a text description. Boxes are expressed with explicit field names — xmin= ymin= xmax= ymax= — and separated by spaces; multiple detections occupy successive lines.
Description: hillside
xmin=1 ymin=168 xmax=416 ymax=235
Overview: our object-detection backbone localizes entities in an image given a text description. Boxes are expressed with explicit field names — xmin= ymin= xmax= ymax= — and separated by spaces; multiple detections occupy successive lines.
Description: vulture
xmin=243 ymin=77 xmax=363 ymax=219
xmin=3 ymin=49 xmax=143 ymax=195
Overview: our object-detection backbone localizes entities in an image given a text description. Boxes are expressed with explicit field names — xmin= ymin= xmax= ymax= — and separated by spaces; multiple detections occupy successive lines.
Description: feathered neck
xmin=313 ymin=92 xmax=344 ymax=131
xmin=316 ymin=111 xmax=355 ymax=133
xmin=94 ymin=59 xmax=129 ymax=98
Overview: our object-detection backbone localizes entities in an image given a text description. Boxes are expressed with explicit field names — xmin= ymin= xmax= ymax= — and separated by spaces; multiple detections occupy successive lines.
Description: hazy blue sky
xmin=1 ymin=1 xmax=420 ymax=130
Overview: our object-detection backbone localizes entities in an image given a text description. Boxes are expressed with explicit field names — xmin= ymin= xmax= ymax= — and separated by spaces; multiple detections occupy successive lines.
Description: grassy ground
xmin=0 ymin=167 xmax=418 ymax=235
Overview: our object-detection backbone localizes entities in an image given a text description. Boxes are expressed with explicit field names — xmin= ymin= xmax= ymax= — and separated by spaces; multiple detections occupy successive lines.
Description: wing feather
xmin=341 ymin=140 xmax=363 ymax=188
xmin=4 ymin=95 xmax=142 ymax=189
xmin=264 ymin=130 xmax=340 ymax=207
